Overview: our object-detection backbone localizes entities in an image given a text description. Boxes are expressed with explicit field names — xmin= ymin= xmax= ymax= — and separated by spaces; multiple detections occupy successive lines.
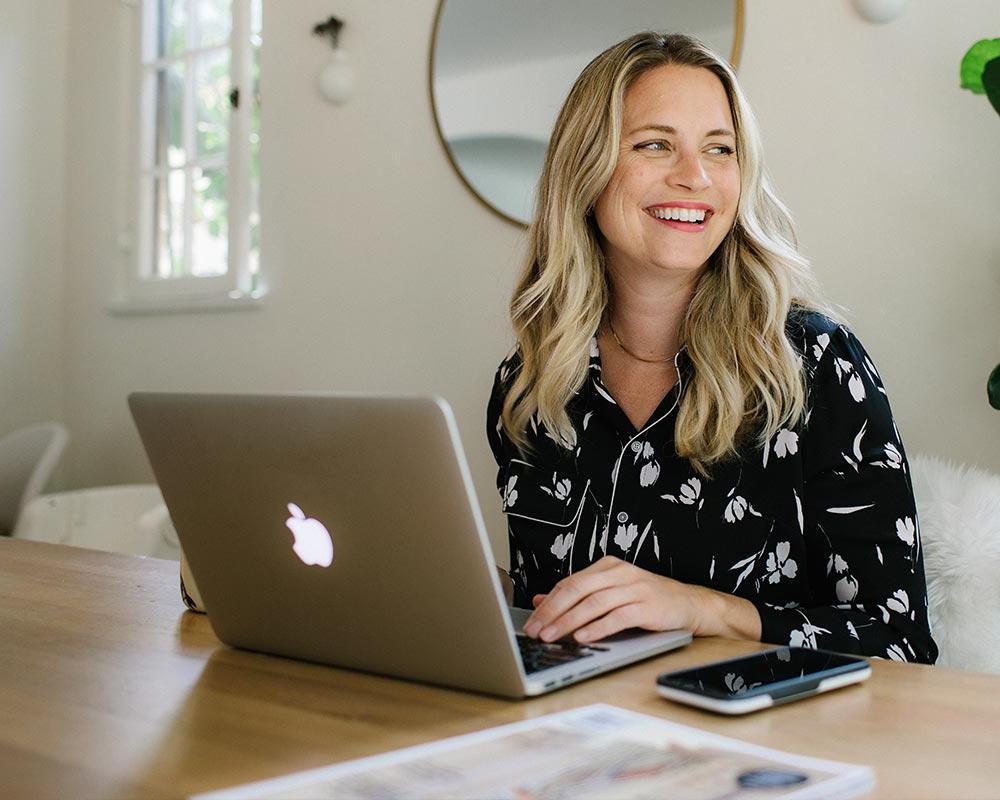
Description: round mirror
xmin=430 ymin=1 xmax=745 ymax=227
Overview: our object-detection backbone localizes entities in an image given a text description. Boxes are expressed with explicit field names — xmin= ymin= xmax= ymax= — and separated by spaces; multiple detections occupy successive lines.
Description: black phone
xmin=656 ymin=647 xmax=871 ymax=715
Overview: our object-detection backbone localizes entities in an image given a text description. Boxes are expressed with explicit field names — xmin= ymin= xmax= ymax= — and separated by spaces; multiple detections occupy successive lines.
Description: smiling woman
xmin=486 ymin=32 xmax=938 ymax=664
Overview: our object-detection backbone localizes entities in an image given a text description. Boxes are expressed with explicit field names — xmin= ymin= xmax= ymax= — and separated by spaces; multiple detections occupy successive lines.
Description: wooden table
xmin=2 ymin=538 xmax=997 ymax=799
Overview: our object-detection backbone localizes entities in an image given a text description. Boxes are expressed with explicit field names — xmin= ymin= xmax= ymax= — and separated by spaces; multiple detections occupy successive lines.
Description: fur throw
xmin=910 ymin=454 xmax=1000 ymax=674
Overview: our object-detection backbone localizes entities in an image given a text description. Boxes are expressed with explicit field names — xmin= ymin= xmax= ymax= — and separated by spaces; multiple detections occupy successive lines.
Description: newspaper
xmin=193 ymin=704 xmax=873 ymax=800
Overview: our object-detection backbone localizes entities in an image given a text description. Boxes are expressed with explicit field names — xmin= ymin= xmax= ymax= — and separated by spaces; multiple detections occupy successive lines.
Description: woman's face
xmin=593 ymin=64 xmax=741 ymax=280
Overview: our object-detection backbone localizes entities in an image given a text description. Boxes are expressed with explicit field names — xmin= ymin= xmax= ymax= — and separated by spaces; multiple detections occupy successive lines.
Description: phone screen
xmin=657 ymin=647 xmax=866 ymax=699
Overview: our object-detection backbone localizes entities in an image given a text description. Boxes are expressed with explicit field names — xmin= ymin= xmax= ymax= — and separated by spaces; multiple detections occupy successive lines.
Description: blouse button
xmin=630 ymin=441 xmax=643 ymax=453
xmin=617 ymin=512 xmax=628 ymax=523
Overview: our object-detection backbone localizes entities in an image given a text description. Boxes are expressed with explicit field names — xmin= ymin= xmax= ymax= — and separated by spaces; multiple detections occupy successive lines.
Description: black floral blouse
xmin=486 ymin=309 xmax=938 ymax=663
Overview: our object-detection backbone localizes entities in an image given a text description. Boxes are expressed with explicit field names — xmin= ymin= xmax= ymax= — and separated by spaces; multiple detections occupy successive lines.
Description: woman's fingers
xmin=524 ymin=558 xmax=627 ymax=636
xmin=574 ymin=603 xmax=644 ymax=643
xmin=535 ymin=585 xmax=637 ymax=642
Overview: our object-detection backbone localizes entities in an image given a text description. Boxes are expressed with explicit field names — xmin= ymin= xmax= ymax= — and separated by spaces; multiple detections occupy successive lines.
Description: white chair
xmin=12 ymin=484 xmax=181 ymax=561
xmin=0 ymin=422 xmax=69 ymax=536
xmin=910 ymin=454 xmax=1000 ymax=674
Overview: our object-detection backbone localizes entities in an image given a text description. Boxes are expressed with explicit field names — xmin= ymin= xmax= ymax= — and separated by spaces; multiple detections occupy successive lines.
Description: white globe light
xmin=318 ymin=50 xmax=354 ymax=105
xmin=851 ymin=0 xmax=907 ymax=23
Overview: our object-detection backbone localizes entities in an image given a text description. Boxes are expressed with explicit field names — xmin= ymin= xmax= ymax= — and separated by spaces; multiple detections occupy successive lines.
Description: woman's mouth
xmin=646 ymin=206 xmax=714 ymax=232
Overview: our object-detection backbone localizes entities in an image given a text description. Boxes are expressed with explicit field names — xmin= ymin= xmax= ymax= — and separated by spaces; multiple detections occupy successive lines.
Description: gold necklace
xmin=607 ymin=319 xmax=678 ymax=364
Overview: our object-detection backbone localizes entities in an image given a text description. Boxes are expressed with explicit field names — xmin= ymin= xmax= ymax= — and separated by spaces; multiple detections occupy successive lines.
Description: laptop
xmin=128 ymin=392 xmax=691 ymax=698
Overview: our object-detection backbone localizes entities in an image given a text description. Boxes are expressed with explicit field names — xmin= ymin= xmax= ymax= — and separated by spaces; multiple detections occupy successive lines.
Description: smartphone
xmin=656 ymin=647 xmax=871 ymax=715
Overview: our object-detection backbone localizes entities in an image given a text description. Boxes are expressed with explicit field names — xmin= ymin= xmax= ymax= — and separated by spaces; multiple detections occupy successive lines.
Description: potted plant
xmin=960 ymin=39 xmax=1000 ymax=408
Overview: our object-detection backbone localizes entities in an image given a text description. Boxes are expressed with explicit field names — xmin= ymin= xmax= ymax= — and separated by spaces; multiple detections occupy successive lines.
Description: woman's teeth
xmin=650 ymin=207 xmax=707 ymax=223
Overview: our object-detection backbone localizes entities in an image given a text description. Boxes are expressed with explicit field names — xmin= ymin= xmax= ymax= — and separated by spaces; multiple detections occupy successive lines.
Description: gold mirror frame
xmin=428 ymin=1 xmax=746 ymax=228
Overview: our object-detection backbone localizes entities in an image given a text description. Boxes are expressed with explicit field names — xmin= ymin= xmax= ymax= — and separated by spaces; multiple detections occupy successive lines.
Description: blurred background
xmin=1 ymin=0 xmax=998 ymax=563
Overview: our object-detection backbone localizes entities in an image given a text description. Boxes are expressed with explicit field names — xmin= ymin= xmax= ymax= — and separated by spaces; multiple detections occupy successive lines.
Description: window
xmin=115 ymin=0 xmax=262 ymax=312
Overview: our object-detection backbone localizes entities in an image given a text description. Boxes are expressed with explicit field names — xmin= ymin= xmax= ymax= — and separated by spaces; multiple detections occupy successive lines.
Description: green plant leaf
xmin=960 ymin=38 xmax=1000 ymax=94
xmin=989 ymin=363 xmax=1000 ymax=410
xmin=983 ymin=56 xmax=1000 ymax=116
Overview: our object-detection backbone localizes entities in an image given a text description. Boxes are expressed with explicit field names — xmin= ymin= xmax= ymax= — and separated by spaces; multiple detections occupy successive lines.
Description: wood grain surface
xmin=1 ymin=538 xmax=996 ymax=799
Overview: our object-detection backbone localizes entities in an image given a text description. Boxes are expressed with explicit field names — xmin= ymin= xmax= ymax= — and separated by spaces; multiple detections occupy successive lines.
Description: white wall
xmin=739 ymin=1 xmax=1000 ymax=474
xmin=0 ymin=1 xmax=67 ymax=446
xmin=46 ymin=0 xmax=1000 ymax=564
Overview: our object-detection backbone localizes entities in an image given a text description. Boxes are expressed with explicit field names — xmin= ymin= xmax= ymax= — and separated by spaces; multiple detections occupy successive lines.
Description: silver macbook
xmin=128 ymin=392 xmax=691 ymax=698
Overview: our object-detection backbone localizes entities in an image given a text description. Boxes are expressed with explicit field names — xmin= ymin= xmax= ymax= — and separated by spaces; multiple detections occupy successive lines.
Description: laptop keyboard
xmin=516 ymin=634 xmax=609 ymax=674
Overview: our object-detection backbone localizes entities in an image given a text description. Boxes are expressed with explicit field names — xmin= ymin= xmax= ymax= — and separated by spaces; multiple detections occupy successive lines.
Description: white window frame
xmin=111 ymin=0 xmax=262 ymax=314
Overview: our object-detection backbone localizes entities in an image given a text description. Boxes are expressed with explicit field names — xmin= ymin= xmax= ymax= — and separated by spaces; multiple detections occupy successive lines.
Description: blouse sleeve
xmin=486 ymin=352 xmax=520 ymax=495
xmin=752 ymin=324 xmax=938 ymax=663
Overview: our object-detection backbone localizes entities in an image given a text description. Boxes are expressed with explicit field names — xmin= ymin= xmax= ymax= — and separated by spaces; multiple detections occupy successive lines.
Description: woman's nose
xmin=667 ymin=150 xmax=710 ymax=192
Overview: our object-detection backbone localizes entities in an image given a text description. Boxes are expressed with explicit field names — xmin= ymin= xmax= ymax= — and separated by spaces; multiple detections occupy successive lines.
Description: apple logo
xmin=285 ymin=503 xmax=334 ymax=567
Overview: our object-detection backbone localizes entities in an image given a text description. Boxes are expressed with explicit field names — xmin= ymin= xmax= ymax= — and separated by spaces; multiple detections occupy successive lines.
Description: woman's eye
xmin=635 ymin=141 xmax=735 ymax=157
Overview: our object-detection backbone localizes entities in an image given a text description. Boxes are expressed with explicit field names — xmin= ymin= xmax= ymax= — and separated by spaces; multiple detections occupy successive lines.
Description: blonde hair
xmin=502 ymin=31 xmax=834 ymax=474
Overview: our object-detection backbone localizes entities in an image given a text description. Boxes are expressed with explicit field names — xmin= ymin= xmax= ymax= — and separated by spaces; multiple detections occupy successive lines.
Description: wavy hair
xmin=502 ymin=31 xmax=834 ymax=474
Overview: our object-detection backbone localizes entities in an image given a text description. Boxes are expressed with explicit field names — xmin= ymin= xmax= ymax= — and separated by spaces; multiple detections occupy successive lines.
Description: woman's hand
xmin=522 ymin=556 xmax=762 ymax=643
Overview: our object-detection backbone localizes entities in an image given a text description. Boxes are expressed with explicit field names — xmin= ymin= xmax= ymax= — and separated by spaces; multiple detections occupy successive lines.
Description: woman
xmin=486 ymin=32 xmax=937 ymax=663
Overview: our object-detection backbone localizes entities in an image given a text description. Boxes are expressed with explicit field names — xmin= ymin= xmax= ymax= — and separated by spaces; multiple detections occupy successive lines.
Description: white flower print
xmin=886 ymin=643 xmax=907 ymax=662
xmin=594 ymin=381 xmax=617 ymax=405
xmin=848 ymin=372 xmax=866 ymax=402
xmin=678 ymin=477 xmax=701 ymax=505
xmin=631 ymin=520 xmax=655 ymax=562
xmin=550 ymin=533 xmax=573 ymax=561
xmin=886 ymin=589 xmax=910 ymax=615
xmin=640 ymin=461 xmax=660 ymax=487
xmin=774 ymin=429 xmax=799 ymax=458
xmin=725 ymin=495 xmax=747 ymax=522
xmin=833 ymin=357 xmax=855 ymax=383
xmin=827 ymin=503 xmax=874 ymax=514
xmin=614 ymin=522 xmax=639 ymax=552
xmin=835 ymin=574 xmax=859 ymax=602
xmin=812 ymin=333 xmax=830 ymax=361
xmin=540 ymin=474 xmax=573 ymax=502
xmin=723 ymin=492 xmax=762 ymax=524
xmin=863 ymin=353 xmax=881 ymax=380
xmin=895 ymin=517 xmax=915 ymax=546
xmin=827 ymin=553 xmax=849 ymax=576
xmin=874 ymin=442 xmax=903 ymax=470
xmin=502 ymin=475 xmax=518 ymax=509
xmin=765 ymin=541 xmax=798 ymax=584
xmin=730 ymin=537 xmax=770 ymax=592
xmin=789 ymin=620 xmax=831 ymax=649
xmin=544 ymin=423 xmax=578 ymax=449
xmin=846 ymin=621 xmax=860 ymax=640
xmin=582 ymin=411 xmax=593 ymax=430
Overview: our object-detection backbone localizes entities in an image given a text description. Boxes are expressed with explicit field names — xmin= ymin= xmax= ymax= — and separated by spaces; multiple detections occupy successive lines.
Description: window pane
xmin=153 ymin=170 xmax=186 ymax=278
xmin=190 ymin=166 xmax=228 ymax=276
xmin=155 ymin=0 xmax=188 ymax=59
xmin=249 ymin=26 xmax=261 ymax=288
xmin=194 ymin=50 xmax=230 ymax=162
xmin=152 ymin=63 xmax=186 ymax=169
xmin=251 ymin=0 xmax=262 ymax=36
xmin=195 ymin=0 xmax=232 ymax=49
